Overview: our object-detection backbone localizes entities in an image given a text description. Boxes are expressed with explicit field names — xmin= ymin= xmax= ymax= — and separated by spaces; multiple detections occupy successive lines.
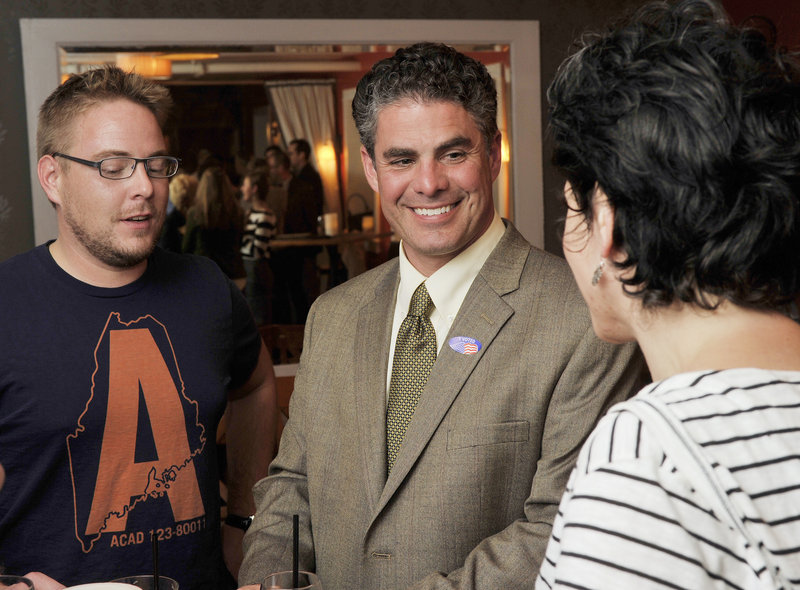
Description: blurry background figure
xmin=287 ymin=138 xmax=323 ymax=214
xmin=264 ymin=146 xmax=288 ymax=233
xmin=159 ymin=172 xmax=198 ymax=252
xmin=183 ymin=165 xmax=247 ymax=289
xmin=240 ymin=168 xmax=277 ymax=325
xmin=195 ymin=148 xmax=216 ymax=178
xmin=241 ymin=156 xmax=267 ymax=213
xmin=247 ymin=156 xmax=267 ymax=172
xmin=267 ymin=149 xmax=319 ymax=323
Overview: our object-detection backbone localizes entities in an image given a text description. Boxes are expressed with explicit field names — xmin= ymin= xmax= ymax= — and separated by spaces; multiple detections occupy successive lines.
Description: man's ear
xmin=37 ymin=155 xmax=63 ymax=208
xmin=593 ymin=185 xmax=616 ymax=260
xmin=360 ymin=146 xmax=380 ymax=193
xmin=488 ymin=131 xmax=502 ymax=182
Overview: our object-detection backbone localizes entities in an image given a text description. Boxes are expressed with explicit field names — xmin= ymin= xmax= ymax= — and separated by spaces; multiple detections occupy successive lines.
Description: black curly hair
xmin=548 ymin=0 xmax=800 ymax=311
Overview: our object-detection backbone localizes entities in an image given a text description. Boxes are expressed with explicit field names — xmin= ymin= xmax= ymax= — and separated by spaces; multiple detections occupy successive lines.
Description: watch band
xmin=224 ymin=513 xmax=254 ymax=531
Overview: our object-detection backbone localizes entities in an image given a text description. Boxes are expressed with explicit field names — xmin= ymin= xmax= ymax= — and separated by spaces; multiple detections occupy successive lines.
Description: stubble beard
xmin=64 ymin=208 xmax=162 ymax=269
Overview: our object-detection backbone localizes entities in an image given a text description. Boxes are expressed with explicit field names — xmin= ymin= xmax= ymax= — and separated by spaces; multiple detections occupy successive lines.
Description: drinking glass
xmin=0 ymin=576 xmax=33 ymax=590
xmin=263 ymin=570 xmax=322 ymax=590
xmin=110 ymin=576 xmax=178 ymax=590
xmin=66 ymin=584 xmax=139 ymax=590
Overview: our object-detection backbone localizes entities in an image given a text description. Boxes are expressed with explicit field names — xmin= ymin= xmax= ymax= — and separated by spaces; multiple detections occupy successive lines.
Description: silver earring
xmin=591 ymin=259 xmax=606 ymax=286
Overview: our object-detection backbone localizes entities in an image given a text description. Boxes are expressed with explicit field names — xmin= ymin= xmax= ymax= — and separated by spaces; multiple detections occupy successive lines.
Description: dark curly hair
xmin=352 ymin=42 xmax=498 ymax=160
xmin=548 ymin=0 xmax=800 ymax=310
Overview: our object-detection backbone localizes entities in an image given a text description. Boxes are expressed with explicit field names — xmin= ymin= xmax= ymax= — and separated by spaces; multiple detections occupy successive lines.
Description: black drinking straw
xmin=152 ymin=533 xmax=160 ymax=590
xmin=292 ymin=514 xmax=299 ymax=589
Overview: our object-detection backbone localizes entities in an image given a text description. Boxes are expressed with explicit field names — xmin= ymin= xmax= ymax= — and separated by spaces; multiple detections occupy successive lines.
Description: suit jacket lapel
xmin=353 ymin=264 xmax=399 ymax=513
xmin=374 ymin=223 xmax=530 ymax=515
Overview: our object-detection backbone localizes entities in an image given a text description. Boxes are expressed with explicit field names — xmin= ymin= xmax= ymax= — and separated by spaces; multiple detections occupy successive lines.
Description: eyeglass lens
xmin=99 ymin=157 xmax=179 ymax=179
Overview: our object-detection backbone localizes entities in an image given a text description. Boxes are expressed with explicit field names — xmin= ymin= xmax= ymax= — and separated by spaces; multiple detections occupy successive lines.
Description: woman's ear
xmin=592 ymin=186 xmax=616 ymax=260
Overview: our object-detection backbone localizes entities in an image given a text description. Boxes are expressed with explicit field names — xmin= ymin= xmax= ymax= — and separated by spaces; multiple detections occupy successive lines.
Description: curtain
xmin=266 ymin=80 xmax=339 ymax=217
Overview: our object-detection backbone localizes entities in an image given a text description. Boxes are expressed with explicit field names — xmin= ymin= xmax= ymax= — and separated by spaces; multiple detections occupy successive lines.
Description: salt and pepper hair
xmin=37 ymin=65 xmax=173 ymax=159
xmin=548 ymin=0 xmax=800 ymax=310
xmin=352 ymin=42 xmax=498 ymax=160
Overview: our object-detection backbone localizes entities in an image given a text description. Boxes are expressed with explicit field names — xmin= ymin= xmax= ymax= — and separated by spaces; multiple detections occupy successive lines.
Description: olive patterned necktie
xmin=386 ymin=282 xmax=437 ymax=474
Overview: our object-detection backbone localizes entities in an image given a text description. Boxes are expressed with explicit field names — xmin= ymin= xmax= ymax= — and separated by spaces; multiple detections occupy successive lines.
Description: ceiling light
xmin=116 ymin=54 xmax=172 ymax=79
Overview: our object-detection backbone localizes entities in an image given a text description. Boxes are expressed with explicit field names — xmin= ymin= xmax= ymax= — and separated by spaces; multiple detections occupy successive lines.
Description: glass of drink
xmin=263 ymin=570 xmax=322 ymax=589
xmin=111 ymin=576 xmax=178 ymax=590
xmin=65 ymin=584 xmax=139 ymax=590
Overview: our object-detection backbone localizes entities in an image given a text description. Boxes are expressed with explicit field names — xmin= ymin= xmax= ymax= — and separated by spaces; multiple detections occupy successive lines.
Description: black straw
xmin=152 ymin=533 xmax=160 ymax=590
xmin=292 ymin=514 xmax=299 ymax=589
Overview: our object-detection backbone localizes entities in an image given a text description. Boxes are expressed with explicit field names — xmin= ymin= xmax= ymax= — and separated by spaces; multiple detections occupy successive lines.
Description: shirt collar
xmin=397 ymin=210 xmax=505 ymax=324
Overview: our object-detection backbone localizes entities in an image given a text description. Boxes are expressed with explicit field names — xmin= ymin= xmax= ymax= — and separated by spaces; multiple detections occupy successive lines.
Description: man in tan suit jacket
xmin=240 ymin=43 xmax=645 ymax=589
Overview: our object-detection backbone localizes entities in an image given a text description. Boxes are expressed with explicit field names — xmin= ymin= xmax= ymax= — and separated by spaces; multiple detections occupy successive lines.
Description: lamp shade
xmin=116 ymin=54 xmax=172 ymax=79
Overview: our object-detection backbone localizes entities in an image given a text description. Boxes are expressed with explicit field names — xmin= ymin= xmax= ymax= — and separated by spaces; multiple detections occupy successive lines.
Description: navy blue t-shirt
xmin=0 ymin=244 xmax=260 ymax=590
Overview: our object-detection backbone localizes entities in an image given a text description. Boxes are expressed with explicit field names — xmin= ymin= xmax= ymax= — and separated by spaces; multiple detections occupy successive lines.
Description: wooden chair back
xmin=258 ymin=324 xmax=305 ymax=365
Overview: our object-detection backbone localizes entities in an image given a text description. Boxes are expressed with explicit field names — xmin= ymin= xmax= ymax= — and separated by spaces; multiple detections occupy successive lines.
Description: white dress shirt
xmin=386 ymin=211 xmax=505 ymax=396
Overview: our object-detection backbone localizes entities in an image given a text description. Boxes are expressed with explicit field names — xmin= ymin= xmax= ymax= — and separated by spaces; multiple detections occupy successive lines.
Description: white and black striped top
xmin=536 ymin=368 xmax=800 ymax=589
xmin=241 ymin=208 xmax=277 ymax=260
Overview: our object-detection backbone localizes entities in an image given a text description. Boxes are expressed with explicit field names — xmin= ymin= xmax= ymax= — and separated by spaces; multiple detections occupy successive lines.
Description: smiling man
xmin=0 ymin=67 xmax=277 ymax=590
xmin=240 ymin=43 xmax=646 ymax=590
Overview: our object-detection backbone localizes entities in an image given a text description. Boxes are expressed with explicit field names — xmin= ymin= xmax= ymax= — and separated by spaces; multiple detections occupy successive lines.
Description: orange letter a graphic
xmin=70 ymin=316 xmax=206 ymax=552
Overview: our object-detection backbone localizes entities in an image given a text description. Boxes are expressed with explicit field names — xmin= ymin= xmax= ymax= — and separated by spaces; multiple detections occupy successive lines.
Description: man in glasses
xmin=0 ymin=66 xmax=277 ymax=590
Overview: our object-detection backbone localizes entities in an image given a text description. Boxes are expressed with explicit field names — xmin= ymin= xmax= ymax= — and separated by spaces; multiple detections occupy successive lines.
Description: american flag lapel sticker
xmin=448 ymin=336 xmax=482 ymax=355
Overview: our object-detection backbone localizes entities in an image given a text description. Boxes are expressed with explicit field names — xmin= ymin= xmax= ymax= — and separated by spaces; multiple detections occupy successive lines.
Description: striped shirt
xmin=241 ymin=208 xmax=277 ymax=260
xmin=536 ymin=368 xmax=800 ymax=589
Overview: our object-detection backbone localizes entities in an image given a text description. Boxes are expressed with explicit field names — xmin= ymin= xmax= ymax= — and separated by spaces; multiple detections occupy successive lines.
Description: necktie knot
xmin=408 ymin=283 xmax=433 ymax=318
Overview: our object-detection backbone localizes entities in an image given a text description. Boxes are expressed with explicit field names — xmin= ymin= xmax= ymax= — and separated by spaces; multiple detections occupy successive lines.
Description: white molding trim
xmin=20 ymin=18 xmax=542 ymax=248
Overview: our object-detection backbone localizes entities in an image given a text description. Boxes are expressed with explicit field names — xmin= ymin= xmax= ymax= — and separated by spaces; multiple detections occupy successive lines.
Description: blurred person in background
xmin=183 ymin=165 xmax=247 ymax=290
xmin=264 ymin=146 xmax=288 ymax=233
xmin=267 ymin=149 xmax=318 ymax=323
xmin=240 ymin=168 xmax=277 ymax=325
xmin=158 ymin=172 xmax=197 ymax=252
xmin=287 ymin=138 xmax=323 ymax=215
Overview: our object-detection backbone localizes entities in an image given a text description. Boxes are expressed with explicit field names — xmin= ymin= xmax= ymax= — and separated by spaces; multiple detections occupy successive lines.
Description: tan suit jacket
xmin=241 ymin=222 xmax=646 ymax=589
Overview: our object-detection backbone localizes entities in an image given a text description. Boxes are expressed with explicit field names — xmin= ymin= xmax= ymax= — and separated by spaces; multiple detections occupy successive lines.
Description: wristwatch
xmin=224 ymin=513 xmax=254 ymax=531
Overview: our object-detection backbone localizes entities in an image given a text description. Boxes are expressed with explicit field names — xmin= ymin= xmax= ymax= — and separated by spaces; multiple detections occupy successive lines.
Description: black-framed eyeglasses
xmin=52 ymin=152 xmax=181 ymax=180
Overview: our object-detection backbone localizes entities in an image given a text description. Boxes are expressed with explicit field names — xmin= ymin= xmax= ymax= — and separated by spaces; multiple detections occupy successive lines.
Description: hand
xmin=222 ymin=522 xmax=245 ymax=582
xmin=23 ymin=573 xmax=65 ymax=590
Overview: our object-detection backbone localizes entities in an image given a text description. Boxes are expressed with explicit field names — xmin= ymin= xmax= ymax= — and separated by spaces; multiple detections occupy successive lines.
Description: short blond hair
xmin=37 ymin=65 xmax=173 ymax=159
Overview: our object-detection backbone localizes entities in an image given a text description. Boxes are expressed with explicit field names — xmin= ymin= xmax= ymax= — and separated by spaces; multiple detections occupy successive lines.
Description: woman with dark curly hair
xmin=537 ymin=0 xmax=800 ymax=587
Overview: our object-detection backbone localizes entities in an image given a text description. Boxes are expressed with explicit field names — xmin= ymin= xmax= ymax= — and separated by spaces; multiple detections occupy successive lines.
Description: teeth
xmin=129 ymin=216 xmax=147 ymax=221
xmin=414 ymin=205 xmax=453 ymax=216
